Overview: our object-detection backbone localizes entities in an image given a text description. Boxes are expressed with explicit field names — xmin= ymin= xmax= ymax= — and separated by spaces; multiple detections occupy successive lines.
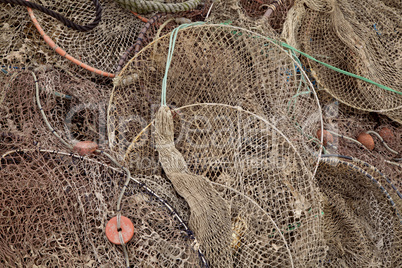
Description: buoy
xmin=378 ymin=127 xmax=394 ymax=143
xmin=317 ymin=129 xmax=334 ymax=146
xmin=357 ymin=133 xmax=375 ymax=150
xmin=73 ymin=141 xmax=98 ymax=156
xmin=105 ymin=216 xmax=135 ymax=245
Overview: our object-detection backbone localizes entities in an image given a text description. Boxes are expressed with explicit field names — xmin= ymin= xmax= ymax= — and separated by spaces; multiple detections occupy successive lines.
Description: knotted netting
xmin=0 ymin=3 xmax=53 ymax=72
xmin=108 ymin=24 xmax=327 ymax=265
xmin=0 ymin=150 xmax=207 ymax=267
xmin=24 ymin=0 xmax=147 ymax=77
xmin=282 ymin=0 xmax=402 ymax=123
xmin=317 ymin=90 xmax=401 ymax=189
xmin=109 ymin=23 xmax=323 ymax=176
xmin=206 ymin=0 xmax=295 ymax=34
xmin=0 ymin=67 xmax=109 ymax=155
xmin=316 ymin=156 xmax=402 ymax=267
xmin=108 ymin=101 xmax=326 ymax=266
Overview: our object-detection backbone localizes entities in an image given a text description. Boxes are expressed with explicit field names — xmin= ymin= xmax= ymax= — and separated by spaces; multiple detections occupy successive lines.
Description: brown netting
xmin=108 ymin=96 xmax=326 ymax=266
xmin=282 ymin=0 xmax=402 ymax=123
xmin=109 ymin=24 xmax=323 ymax=176
xmin=0 ymin=150 xmax=206 ymax=267
xmin=318 ymin=90 xmax=401 ymax=190
xmin=206 ymin=0 xmax=295 ymax=34
xmin=0 ymin=3 xmax=54 ymax=71
xmin=316 ymin=156 xmax=402 ymax=267
xmin=25 ymin=0 xmax=145 ymax=77
xmin=0 ymin=67 xmax=110 ymax=155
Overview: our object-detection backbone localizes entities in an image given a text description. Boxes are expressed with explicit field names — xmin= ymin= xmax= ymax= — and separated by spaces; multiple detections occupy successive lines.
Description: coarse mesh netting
xmin=0 ymin=3 xmax=53 ymax=71
xmin=0 ymin=68 xmax=110 ymax=155
xmin=318 ymin=90 xmax=402 ymax=190
xmin=109 ymin=24 xmax=323 ymax=176
xmin=108 ymin=99 xmax=326 ymax=266
xmin=316 ymin=156 xmax=402 ymax=267
xmin=0 ymin=150 xmax=205 ymax=267
xmin=26 ymin=0 xmax=146 ymax=76
xmin=282 ymin=0 xmax=402 ymax=123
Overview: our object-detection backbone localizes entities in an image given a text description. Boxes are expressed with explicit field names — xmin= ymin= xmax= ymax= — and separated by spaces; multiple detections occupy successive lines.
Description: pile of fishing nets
xmin=1 ymin=0 xmax=401 ymax=266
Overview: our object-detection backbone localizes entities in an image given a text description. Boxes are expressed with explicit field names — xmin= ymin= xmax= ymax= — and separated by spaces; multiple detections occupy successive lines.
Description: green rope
xmin=277 ymin=41 xmax=402 ymax=96
xmin=161 ymin=21 xmax=205 ymax=106
xmin=225 ymin=22 xmax=400 ymax=95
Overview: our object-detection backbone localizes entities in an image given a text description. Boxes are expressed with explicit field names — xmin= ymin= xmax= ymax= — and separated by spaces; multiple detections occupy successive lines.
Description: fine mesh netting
xmin=0 ymin=150 xmax=206 ymax=267
xmin=108 ymin=99 xmax=326 ymax=266
xmin=316 ymin=156 xmax=402 ymax=267
xmin=2 ymin=0 xmax=402 ymax=266
xmin=0 ymin=68 xmax=109 ymax=154
xmin=282 ymin=0 xmax=402 ymax=123
xmin=27 ymin=0 xmax=145 ymax=77
xmin=0 ymin=3 xmax=54 ymax=71
xmin=109 ymin=24 xmax=323 ymax=176
xmin=318 ymin=90 xmax=402 ymax=189
xmin=207 ymin=0 xmax=295 ymax=34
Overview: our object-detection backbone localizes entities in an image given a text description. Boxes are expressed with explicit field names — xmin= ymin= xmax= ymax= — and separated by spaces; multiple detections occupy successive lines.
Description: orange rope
xmin=130 ymin=11 xmax=148 ymax=23
xmin=27 ymin=4 xmax=115 ymax=78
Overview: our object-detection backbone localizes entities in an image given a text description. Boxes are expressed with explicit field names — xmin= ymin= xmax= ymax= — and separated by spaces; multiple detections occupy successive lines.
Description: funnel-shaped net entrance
xmin=108 ymin=97 xmax=326 ymax=266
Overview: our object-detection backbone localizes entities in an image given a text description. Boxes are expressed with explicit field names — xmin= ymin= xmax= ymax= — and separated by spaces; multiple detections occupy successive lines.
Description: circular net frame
xmin=316 ymin=156 xmax=402 ymax=267
xmin=108 ymin=98 xmax=326 ymax=266
xmin=318 ymin=90 xmax=401 ymax=190
xmin=0 ymin=150 xmax=205 ymax=267
xmin=109 ymin=24 xmax=323 ymax=176
xmin=282 ymin=0 xmax=402 ymax=123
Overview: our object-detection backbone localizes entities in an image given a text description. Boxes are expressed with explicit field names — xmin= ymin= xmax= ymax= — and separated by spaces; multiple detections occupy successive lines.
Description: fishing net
xmin=0 ymin=149 xmax=206 ymax=267
xmin=109 ymin=23 xmax=323 ymax=175
xmin=318 ymin=90 xmax=401 ymax=189
xmin=0 ymin=67 xmax=109 ymax=155
xmin=316 ymin=156 xmax=402 ymax=267
xmin=282 ymin=0 xmax=402 ymax=123
xmin=23 ymin=0 xmax=146 ymax=77
xmin=0 ymin=3 xmax=53 ymax=72
xmin=207 ymin=0 xmax=295 ymax=34
xmin=109 ymin=80 xmax=326 ymax=266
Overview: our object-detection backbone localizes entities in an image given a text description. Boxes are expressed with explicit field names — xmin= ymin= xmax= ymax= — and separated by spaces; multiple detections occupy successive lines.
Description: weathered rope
xmin=116 ymin=13 xmax=166 ymax=74
xmin=1 ymin=0 xmax=102 ymax=32
xmin=115 ymin=0 xmax=202 ymax=14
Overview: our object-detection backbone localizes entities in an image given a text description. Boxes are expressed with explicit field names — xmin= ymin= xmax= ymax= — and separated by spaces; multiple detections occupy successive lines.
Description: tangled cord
xmin=1 ymin=0 xmax=102 ymax=32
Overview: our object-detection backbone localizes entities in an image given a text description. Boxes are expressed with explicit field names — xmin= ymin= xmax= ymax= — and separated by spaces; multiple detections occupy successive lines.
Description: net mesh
xmin=282 ymin=0 xmax=402 ymax=123
xmin=0 ymin=3 xmax=53 ymax=71
xmin=27 ymin=0 xmax=145 ymax=76
xmin=318 ymin=90 xmax=402 ymax=190
xmin=207 ymin=0 xmax=295 ymax=34
xmin=0 ymin=150 xmax=205 ymax=267
xmin=109 ymin=24 xmax=323 ymax=175
xmin=108 ymin=96 xmax=326 ymax=266
xmin=316 ymin=156 xmax=402 ymax=267
xmin=0 ymin=68 xmax=109 ymax=154
xmin=2 ymin=1 xmax=402 ymax=266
